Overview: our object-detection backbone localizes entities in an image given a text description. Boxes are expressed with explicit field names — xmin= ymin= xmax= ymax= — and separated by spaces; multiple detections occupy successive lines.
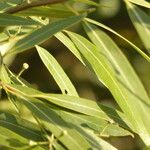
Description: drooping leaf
xmin=2 ymin=83 xmax=131 ymax=129
xmin=0 ymin=112 xmax=46 ymax=150
xmin=5 ymin=14 xmax=85 ymax=56
xmin=82 ymin=129 xmax=118 ymax=150
xmin=14 ymin=96 xmax=92 ymax=150
xmin=83 ymin=22 xmax=150 ymax=111
xmin=55 ymin=32 xmax=84 ymax=64
xmin=57 ymin=110 xmax=133 ymax=137
xmin=36 ymin=45 xmax=78 ymax=96
xmin=0 ymin=13 xmax=40 ymax=26
xmin=0 ymin=111 xmax=44 ymax=142
xmin=16 ymin=5 xmax=74 ymax=18
xmin=84 ymin=18 xmax=150 ymax=63
xmin=126 ymin=0 xmax=150 ymax=8
xmin=66 ymin=31 xmax=150 ymax=145
xmin=126 ymin=2 xmax=150 ymax=53
xmin=73 ymin=0 xmax=99 ymax=6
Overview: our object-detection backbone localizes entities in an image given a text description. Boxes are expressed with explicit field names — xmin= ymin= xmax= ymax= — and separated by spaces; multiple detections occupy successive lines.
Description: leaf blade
xmin=126 ymin=2 xmax=150 ymax=53
xmin=5 ymin=15 xmax=85 ymax=56
xmin=36 ymin=45 xmax=78 ymax=96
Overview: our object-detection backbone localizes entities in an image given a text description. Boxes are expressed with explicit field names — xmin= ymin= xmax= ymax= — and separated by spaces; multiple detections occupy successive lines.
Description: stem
xmin=5 ymin=0 xmax=67 ymax=14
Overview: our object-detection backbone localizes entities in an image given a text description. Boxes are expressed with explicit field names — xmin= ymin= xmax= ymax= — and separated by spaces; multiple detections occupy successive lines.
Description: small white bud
xmin=23 ymin=63 xmax=29 ymax=70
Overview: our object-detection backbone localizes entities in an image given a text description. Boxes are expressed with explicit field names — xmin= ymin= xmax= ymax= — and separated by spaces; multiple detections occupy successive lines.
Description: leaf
xmin=57 ymin=110 xmax=119 ymax=150
xmin=0 ymin=13 xmax=40 ymax=26
xmin=16 ymin=5 xmax=74 ymax=18
xmin=57 ymin=110 xmax=133 ymax=137
xmin=83 ymin=22 xmax=150 ymax=113
xmin=55 ymin=32 xmax=84 ymax=64
xmin=0 ymin=112 xmax=46 ymax=150
xmin=5 ymin=14 xmax=85 ymax=56
xmin=73 ymin=0 xmax=99 ymax=6
xmin=15 ymin=96 xmax=92 ymax=150
xmin=84 ymin=18 xmax=150 ymax=63
xmin=0 ymin=126 xmax=29 ymax=149
xmin=126 ymin=2 xmax=150 ymax=53
xmin=126 ymin=0 xmax=150 ymax=8
xmin=0 ymin=111 xmax=44 ymax=142
xmin=2 ymin=83 xmax=131 ymax=129
xmin=82 ymin=129 xmax=118 ymax=150
xmin=66 ymin=31 xmax=150 ymax=145
xmin=0 ymin=64 xmax=11 ymax=83
xmin=36 ymin=45 xmax=78 ymax=96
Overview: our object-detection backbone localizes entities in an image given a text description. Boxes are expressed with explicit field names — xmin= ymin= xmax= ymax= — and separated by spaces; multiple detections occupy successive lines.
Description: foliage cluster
xmin=0 ymin=0 xmax=150 ymax=149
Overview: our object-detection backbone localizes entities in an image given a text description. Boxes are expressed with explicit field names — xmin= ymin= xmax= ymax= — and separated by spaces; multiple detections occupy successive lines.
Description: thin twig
xmin=5 ymin=0 xmax=67 ymax=14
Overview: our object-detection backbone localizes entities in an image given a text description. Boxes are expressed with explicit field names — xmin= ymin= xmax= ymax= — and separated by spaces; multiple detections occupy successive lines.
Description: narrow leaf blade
xmin=126 ymin=2 xmax=150 ymax=53
xmin=36 ymin=45 xmax=78 ymax=96
xmin=6 ymin=15 xmax=85 ymax=56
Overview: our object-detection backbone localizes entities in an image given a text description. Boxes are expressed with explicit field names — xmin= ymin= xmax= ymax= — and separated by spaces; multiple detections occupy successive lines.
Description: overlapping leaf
xmin=126 ymin=0 xmax=150 ymax=8
xmin=55 ymin=32 xmax=84 ymax=64
xmin=66 ymin=31 xmax=150 ymax=145
xmin=2 ymin=83 xmax=132 ymax=129
xmin=0 ymin=13 xmax=40 ymax=26
xmin=14 ymin=96 xmax=92 ymax=150
xmin=0 ymin=111 xmax=45 ymax=150
xmin=84 ymin=18 xmax=150 ymax=63
xmin=16 ymin=5 xmax=74 ymax=18
xmin=5 ymin=14 xmax=85 ymax=56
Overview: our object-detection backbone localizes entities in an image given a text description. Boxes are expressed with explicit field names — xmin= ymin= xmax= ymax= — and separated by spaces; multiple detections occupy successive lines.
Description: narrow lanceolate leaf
xmin=57 ymin=110 xmax=133 ymax=137
xmin=5 ymin=14 xmax=85 ymax=56
xmin=84 ymin=18 xmax=150 ymax=63
xmin=74 ymin=0 xmax=99 ymax=6
xmin=13 ymin=96 xmax=92 ymax=150
xmin=82 ymin=129 xmax=118 ymax=150
xmin=126 ymin=0 xmax=150 ymax=8
xmin=126 ymin=2 xmax=150 ymax=53
xmin=2 ymin=83 xmax=131 ymax=128
xmin=0 ymin=64 xmax=11 ymax=83
xmin=0 ymin=111 xmax=44 ymax=142
xmin=0 ymin=13 xmax=40 ymax=26
xmin=36 ymin=45 xmax=78 ymax=96
xmin=57 ymin=110 xmax=118 ymax=150
xmin=55 ymin=32 xmax=84 ymax=64
xmin=66 ymin=31 xmax=150 ymax=145
xmin=17 ymin=6 xmax=74 ymax=18
xmin=0 ymin=112 xmax=45 ymax=150
xmin=83 ymin=22 xmax=150 ymax=114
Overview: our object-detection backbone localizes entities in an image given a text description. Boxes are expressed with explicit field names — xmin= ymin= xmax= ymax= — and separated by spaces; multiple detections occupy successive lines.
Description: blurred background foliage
xmin=0 ymin=0 xmax=150 ymax=149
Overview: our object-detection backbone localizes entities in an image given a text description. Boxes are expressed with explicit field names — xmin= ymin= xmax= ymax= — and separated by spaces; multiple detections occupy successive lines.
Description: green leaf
xmin=66 ymin=31 xmax=150 ymax=145
xmin=0 ymin=111 xmax=46 ymax=150
xmin=36 ymin=45 xmax=78 ymax=96
xmin=126 ymin=2 xmax=150 ymax=53
xmin=57 ymin=110 xmax=133 ymax=137
xmin=83 ymin=22 xmax=150 ymax=113
xmin=5 ymin=14 xmax=85 ymax=56
xmin=16 ymin=96 xmax=92 ymax=150
xmin=55 ymin=32 xmax=84 ymax=64
xmin=0 ymin=64 xmax=11 ymax=83
xmin=2 ymin=83 xmax=131 ymax=129
xmin=82 ymin=129 xmax=118 ymax=150
xmin=0 ymin=13 xmax=40 ymax=26
xmin=84 ymin=18 xmax=150 ymax=63
xmin=73 ymin=0 xmax=99 ymax=6
xmin=126 ymin=0 xmax=150 ymax=8
xmin=0 ymin=111 xmax=44 ymax=142
xmin=16 ymin=5 xmax=74 ymax=18
xmin=57 ymin=110 xmax=119 ymax=150
xmin=0 ymin=126 xmax=29 ymax=149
